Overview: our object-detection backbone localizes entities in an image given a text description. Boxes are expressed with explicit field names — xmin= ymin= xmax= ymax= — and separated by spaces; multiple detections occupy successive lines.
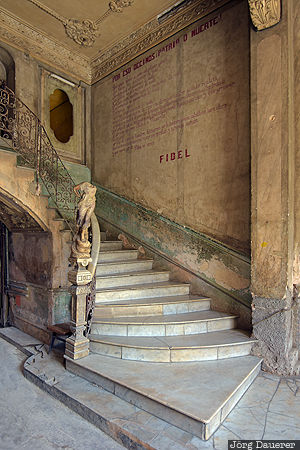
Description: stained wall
xmin=250 ymin=0 xmax=300 ymax=375
xmin=92 ymin=0 xmax=250 ymax=253
xmin=0 ymin=42 xmax=91 ymax=339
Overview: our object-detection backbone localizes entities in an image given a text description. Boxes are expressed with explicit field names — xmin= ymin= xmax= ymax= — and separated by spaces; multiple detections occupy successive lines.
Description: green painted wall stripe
xmin=96 ymin=184 xmax=250 ymax=264
xmin=94 ymin=183 xmax=251 ymax=308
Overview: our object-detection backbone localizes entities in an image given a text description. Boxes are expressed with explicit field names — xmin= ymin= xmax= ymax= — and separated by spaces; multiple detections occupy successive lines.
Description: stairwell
xmin=0 ymin=147 xmax=72 ymax=274
xmin=66 ymin=231 xmax=262 ymax=441
xmin=0 ymin=83 xmax=262 ymax=444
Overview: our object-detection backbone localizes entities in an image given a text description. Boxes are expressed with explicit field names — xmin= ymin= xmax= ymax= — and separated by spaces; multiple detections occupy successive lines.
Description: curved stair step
xmin=96 ymin=258 xmax=154 ymax=276
xmin=89 ymin=329 xmax=257 ymax=362
xmin=91 ymin=310 xmax=238 ymax=336
xmin=95 ymin=281 xmax=190 ymax=302
xmin=100 ymin=240 xmax=123 ymax=251
xmin=93 ymin=294 xmax=211 ymax=318
xmin=65 ymin=353 xmax=262 ymax=440
xmin=98 ymin=249 xmax=139 ymax=262
xmin=96 ymin=270 xmax=170 ymax=289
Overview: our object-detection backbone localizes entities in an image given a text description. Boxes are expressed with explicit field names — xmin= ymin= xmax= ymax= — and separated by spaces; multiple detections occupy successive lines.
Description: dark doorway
xmin=0 ymin=222 xmax=9 ymax=327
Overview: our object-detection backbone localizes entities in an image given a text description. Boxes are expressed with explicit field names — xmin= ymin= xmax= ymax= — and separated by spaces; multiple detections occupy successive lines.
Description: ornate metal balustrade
xmin=0 ymin=82 xmax=78 ymax=233
xmin=85 ymin=273 xmax=96 ymax=337
xmin=0 ymin=82 xmax=101 ymax=352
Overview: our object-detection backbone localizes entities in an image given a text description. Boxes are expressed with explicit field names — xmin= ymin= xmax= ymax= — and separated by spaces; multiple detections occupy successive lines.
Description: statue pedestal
xmin=65 ymin=258 xmax=92 ymax=360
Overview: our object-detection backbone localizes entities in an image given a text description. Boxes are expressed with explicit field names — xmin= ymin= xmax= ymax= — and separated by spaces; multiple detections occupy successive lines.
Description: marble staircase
xmin=89 ymin=233 xmax=255 ymax=363
xmin=66 ymin=232 xmax=262 ymax=441
xmin=0 ymin=147 xmax=72 ymax=241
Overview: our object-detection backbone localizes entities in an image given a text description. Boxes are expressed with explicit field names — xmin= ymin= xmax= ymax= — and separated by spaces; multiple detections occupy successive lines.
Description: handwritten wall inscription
xmin=111 ymin=14 xmax=224 ymax=159
xmin=93 ymin=1 xmax=250 ymax=248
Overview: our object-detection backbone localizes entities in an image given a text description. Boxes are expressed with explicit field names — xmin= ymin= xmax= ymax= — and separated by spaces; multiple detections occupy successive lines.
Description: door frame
xmin=0 ymin=222 xmax=9 ymax=327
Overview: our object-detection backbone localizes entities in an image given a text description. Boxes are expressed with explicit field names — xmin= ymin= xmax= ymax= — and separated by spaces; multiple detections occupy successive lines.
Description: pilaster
xmin=250 ymin=0 xmax=299 ymax=374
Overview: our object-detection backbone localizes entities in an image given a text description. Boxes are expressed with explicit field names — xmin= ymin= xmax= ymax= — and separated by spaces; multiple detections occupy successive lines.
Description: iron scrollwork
xmin=85 ymin=273 xmax=96 ymax=337
xmin=0 ymin=82 xmax=99 ymax=337
xmin=0 ymin=82 xmax=78 ymax=232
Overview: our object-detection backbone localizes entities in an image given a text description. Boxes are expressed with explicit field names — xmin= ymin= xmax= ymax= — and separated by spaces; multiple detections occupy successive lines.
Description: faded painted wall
xmin=0 ymin=41 xmax=92 ymax=165
xmin=92 ymin=0 xmax=250 ymax=253
xmin=0 ymin=149 xmax=73 ymax=340
xmin=0 ymin=41 xmax=93 ymax=340
xmin=250 ymin=0 xmax=300 ymax=375
xmin=95 ymin=184 xmax=252 ymax=327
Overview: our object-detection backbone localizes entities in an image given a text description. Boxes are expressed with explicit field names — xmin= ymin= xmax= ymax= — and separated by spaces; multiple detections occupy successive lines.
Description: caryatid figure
xmin=70 ymin=182 xmax=97 ymax=259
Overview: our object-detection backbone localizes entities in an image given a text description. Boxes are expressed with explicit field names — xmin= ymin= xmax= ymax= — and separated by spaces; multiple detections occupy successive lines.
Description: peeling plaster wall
xmin=9 ymin=232 xmax=52 ymax=340
xmin=250 ymin=1 xmax=300 ymax=375
xmin=0 ymin=42 xmax=92 ymax=339
xmin=294 ymin=2 xmax=300 ymax=286
xmin=8 ymin=229 xmax=72 ymax=342
xmin=91 ymin=0 xmax=250 ymax=255
xmin=95 ymin=184 xmax=251 ymax=327
xmin=7 ymin=230 xmax=72 ymax=341
xmin=0 ymin=148 xmax=74 ymax=340
xmin=0 ymin=41 xmax=92 ymax=165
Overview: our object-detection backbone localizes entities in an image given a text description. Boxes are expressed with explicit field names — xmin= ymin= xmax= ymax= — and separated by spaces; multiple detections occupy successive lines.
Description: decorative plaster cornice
xmin=248 ymin=0 xmax=281 ymax=31
xmin=109 ymin=0 xmax=134 ymax=13
xmin=64 ymin=19 xmax=99 ymax=47
xmin=25 ymin=0 xmax=134 ymax=47
xmin=90 ymin=0 xmax=231 ymax=83
xmin=0 ymin=0 xmax=238 ymax=84
xmin=0 ymin=7 xmax=92 ymax=83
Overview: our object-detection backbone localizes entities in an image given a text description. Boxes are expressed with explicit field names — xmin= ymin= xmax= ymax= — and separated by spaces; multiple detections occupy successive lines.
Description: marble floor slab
xmin=2 ymin=327 xmax=300 ymax=449
xmin=0 ymin=326 xmax=43 ymax=354
xmin=70 ymin=353 xmax=261 ymax=424
xmin=0 ymin=336 xmax=123 ymax=450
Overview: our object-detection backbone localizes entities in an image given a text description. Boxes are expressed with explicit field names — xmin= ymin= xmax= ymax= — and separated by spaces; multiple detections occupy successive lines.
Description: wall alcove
xmin=49 ymin=88 xmax=73 ymax=144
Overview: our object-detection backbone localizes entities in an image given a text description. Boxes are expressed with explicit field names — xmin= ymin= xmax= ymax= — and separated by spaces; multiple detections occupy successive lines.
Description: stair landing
xmin=66 ymin=353 xmax=262 ymax=440
xmin=71 ymin=232 xmax=260 ymax=441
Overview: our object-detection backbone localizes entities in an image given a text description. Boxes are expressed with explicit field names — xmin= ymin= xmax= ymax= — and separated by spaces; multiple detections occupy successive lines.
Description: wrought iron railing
xmin=0 ymin=81 xmax=78 ymax=233
xmin=85 ymin=273 xmax=96 ymax=337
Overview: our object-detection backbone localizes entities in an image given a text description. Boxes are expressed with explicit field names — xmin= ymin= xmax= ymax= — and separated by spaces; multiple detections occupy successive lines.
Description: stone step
xmin=100 ymin=240 xmax=123 ymax=251
xmin=95 ymin=281 xmax=190 ymax=303
xmin=91 ymin=311 xmax=238 ymax=337
xmin=89 ymin=329 xmax=257 ymax=362
xmin=96 ymin=270 xmax=170 ymax=289
xmin=98 ymin=249 xmax=139 ymax=262
xmin=65 ymin=353 xmax=262 ymax=440
xmin=93 ymin=294 xmax=211 ymax=318
xmin=96 ymin=258 xmax=154 ymax=276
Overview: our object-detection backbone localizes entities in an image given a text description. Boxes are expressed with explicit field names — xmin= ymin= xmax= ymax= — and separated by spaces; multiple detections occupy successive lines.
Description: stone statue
xmin=70 ymin=182 xmax=97 ymax=260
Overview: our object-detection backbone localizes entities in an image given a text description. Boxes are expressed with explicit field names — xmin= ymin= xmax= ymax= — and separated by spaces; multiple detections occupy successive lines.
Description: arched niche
xmin=49 ymin=88 xmax=73 ymax=144
xmin=0 ymin=46 xmax=15 ymax=91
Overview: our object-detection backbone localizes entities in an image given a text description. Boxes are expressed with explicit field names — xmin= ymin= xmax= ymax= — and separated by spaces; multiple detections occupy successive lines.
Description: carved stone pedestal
xmin=65 ymin=258 xmax=92 ymax=360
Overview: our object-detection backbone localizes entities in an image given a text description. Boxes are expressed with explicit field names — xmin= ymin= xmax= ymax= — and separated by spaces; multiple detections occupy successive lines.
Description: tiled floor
xmin=0 ymin=327 xmax=299 ymax=449
xmin=0 ymin=336 xmax=123 ymax=450
xmin=211 ymin=372 xmax=300 ymax=448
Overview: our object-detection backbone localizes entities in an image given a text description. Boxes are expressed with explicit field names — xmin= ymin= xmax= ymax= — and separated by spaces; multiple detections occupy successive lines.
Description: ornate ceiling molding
xmin=0 ymin=7 xmax=91 ymax=83
xmin=248 ymin=0 xmax=281 ymax=31
xmin=109 ymin=0 xmax=134 ymax=13
xmin=25 ymin=0 xmax=134 ymax=48
xmin=90 ymin=0 xmax=232 ymax=83
xmin=0 ymin=0 xmax=247 ymax=85
xmin=64 ymin=19 xmax=99 ymax=47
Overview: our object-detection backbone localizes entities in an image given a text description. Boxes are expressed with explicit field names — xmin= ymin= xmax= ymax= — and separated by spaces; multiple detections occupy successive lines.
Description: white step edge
xmin=96 ymin=270 xmax=170 ymax=289
xmin=65 ymin=353 xmax=262 ymax=440
xmin=91 ymin=311 xmax=238 ymax=337
xmin=96 ymin=259 xmax=154 ymax=275
xmin=95 ymin=282 xmax=190 ymax=302
xmin=100 ymin=241 xmax=123 ymax=250
xmin=93 ymin=296 xmax=211 ymax=318
xmin=89 ymin=329 xmax=257 ymax=362
xmin=98 ymin=250 xmax=139 ymax=262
